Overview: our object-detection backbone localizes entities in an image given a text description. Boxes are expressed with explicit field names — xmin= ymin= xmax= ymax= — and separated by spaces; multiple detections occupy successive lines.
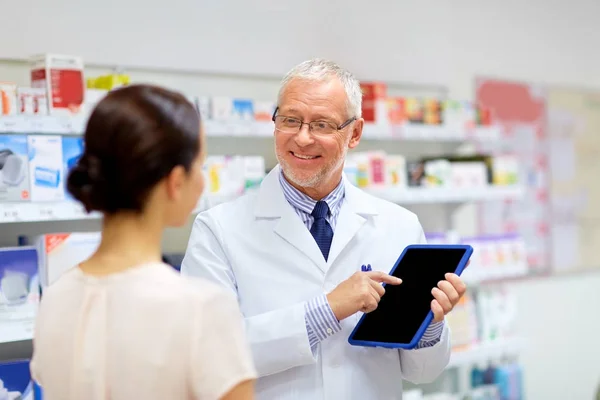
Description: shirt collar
xmin=278 ymin=168 xmax=346 ymax=215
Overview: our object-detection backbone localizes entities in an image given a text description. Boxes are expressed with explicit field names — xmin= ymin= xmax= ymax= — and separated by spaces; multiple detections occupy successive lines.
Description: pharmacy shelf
xmin=0 ymin=323 xmax=35 ymax=345
xmin=0 ymin=201 xmax=100 ymax=223
xmin=1 ymin=186 xmax=524 ymax=224
xmin=0 ymin=115 xmax=501 ymax=142
xmin=462 ymin=264 xmax=530 ymax=285
xmin=0 ymin=192 xmax=241 ymax=223
xmin=365 ymin=185 xmax=525 ymax=204
xmin=448 ymin=337 xmax=526 ymax=368
xmin=361 ymin=123 xmax=501 ymax=141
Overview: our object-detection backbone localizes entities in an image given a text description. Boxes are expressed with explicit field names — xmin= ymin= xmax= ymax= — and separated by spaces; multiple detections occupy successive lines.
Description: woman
xmin=30 ymin=84 xmax=256 ymax=400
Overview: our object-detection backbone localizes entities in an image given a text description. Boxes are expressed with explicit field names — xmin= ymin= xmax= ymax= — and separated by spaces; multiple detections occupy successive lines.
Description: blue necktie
xmin=310 ymin=200 xmax=333 ymax=261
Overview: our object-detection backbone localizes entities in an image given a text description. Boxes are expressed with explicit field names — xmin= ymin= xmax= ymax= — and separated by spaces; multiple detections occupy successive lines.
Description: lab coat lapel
xmin=327 ymin=177 xmax=378 ymax=266
xmin=254 ymin=166 xmax=328 ymax=273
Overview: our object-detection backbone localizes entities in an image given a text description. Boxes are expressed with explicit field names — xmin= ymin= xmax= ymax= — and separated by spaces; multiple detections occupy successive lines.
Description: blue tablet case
xmin=348 ymin=244 xmax=473 ymax=349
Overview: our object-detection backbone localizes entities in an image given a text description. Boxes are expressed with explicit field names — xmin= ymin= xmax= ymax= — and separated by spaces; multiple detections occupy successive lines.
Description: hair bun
xmin=84 ymin=154 xmax=103 ymax=183
xmin=66 ymin=153 xmax=109 ymax=213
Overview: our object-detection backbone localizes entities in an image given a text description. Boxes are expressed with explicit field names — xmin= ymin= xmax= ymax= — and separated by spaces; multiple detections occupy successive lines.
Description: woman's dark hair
xmin=67 ymin=84 xmax=201 ymax=214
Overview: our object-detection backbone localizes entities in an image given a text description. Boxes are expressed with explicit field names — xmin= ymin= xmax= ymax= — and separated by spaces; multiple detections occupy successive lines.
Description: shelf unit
xmin=0 ymin=107 xmax=525 ymax=396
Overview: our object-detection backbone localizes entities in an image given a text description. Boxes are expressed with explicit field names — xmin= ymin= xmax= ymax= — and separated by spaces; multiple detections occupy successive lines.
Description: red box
xmin=360 ymin=82 xmax=387 ymax=123
xmin=30 ymin=54 xmax=85 ymax=116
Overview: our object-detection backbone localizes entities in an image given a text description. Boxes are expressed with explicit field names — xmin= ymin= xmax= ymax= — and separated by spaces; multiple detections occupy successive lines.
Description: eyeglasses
xmin=271 ymin=106 xmax=357 ymax=135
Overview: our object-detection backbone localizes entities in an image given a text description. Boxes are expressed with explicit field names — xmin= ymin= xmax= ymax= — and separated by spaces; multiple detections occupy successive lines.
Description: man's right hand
xmin=326 ymin=271 xmax=402 ymax=321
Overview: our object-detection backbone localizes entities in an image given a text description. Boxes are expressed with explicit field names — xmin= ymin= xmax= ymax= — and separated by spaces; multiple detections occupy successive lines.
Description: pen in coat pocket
xmin=361 ymin=264 xmax=372 ymax=272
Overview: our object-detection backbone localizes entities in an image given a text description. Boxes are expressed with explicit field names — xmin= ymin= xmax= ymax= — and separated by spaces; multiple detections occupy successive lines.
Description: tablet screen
xmin=350 ymin=246 xmax=469 ymax=345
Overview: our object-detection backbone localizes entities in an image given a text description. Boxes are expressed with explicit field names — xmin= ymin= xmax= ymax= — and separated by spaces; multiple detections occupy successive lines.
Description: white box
xmin=27 ymin=135 xmax=65 ymax=201
xmin=0 ymin=246 xmax=40 ymax=343
xmin=0 ymin=135 xmax=31 ymax=202
xmin=29 ymin=232 xmax=101 ymax=289
xmin=30 ymin=54 xmax=85 ymax=116
xmin=211 ymin=96 xmax=233 ymax=120
xmin=197 ymin=96 xmax=211 ymax=120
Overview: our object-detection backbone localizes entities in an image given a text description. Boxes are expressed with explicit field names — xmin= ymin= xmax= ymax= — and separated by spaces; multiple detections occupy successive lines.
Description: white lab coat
xmin=181 ymin=165 xmax=451 ymax=400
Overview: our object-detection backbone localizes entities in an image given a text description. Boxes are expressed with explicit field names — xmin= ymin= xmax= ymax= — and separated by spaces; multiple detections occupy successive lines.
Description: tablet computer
xmin=348 ymin=244 xmax=473 ymax=349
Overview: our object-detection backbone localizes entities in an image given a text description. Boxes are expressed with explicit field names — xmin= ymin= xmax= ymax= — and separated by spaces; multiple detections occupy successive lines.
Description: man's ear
xmin=348 ymin=118 xmax=364 ymax=149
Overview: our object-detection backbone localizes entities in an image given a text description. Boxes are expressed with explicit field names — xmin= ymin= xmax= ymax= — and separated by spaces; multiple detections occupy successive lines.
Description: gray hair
xmin=277 ymin=58 xmax=363 ymax=119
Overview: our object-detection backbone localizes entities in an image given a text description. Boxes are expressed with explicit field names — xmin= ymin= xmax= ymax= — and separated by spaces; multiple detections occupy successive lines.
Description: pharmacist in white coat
xmin=181 ymin=59 xmax=467 ymax=399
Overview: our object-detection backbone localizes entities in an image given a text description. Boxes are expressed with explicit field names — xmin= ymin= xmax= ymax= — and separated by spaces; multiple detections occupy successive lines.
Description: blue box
xmin=0 ymin=135 xmax=31 ymax=202
xmin=27 ymin=135 xmax=65 ymax=202
xmin=61 ymin=137 xmax=84 ymax=200
xmin=0 ymin=359 xmax=43 ymax=399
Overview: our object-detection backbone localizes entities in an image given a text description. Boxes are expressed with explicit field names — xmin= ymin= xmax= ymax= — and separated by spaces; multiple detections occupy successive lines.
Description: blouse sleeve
xmin=190 ymin=288 xmax=257 ymax=399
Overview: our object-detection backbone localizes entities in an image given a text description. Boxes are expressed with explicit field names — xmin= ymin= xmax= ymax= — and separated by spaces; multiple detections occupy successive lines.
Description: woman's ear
xmin=165 ymin=165 xmax=187 ymax=201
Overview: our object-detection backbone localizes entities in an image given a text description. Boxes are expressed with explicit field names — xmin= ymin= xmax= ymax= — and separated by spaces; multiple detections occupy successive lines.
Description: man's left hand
xmin=431 ymin=272 xmax=467 ymax=323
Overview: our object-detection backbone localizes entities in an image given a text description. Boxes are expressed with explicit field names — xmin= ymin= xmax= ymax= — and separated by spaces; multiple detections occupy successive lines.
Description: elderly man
xmin=181 ymin=58 xmax=466 ymax=399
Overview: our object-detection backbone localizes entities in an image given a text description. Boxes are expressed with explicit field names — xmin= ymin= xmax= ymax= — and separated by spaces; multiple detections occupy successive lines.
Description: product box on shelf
xmin=30 ymin=53 xmax=85 ymax=116
xmin=21 ymin=232 xmax=101 ymax=290
xmin=474 ymin=287 xmax=518 ymax=342
xmin=86 ymin=72 xmax=130 ymax=90
xmin=442 ymin=100 xmax=475 ymax=131
xmin=422 ymin=98 xmax=444 ymax=125
xmin=0 ymin=246 xmax=39 ymax=344
xmin=242 ymin=156 xmax=266 ymax=192
xmin=211 ymin=96 xmax=234 ymax=120
xmin=344 ymin=151 xmax=407 ymax=188
xmin=360 ymin=82 xmax=387 ymax=124
xmin=80 ymin=88 xmax=108 ymax=120
xmin=16 ymin=87 xmax=48 ymax=115
xmin=0 ymin=359 xmax=42 ymax=400
xmin=404 ymin=98 xmax=424 ymax=124
xmin=406 ymin=161 xmax=425 ymax=187
xmin=475 ymin=104 xmax=494 ymax=126
xmin=232 ymin=98 xmax=254 ymax=121
xmin=491 ymin=154 xmax=519 ymax=185
xmin=461 ymin=234 xmax=528 ymax=282
xmin=385 ymin=97 xmax=407 ymax=125
xmin=0 ymin=82 xmax=18 ymax=116
xmin=27 ymin=135 xmax=65 ymax=202
xmin=444 ymin=292 xmax=479 ymax=349
xmin=203 ymin=155 xmax=264 ymax=197
xmin=0 ymin=134 xmax=31 ymax=202
xmin=197 ymin=96 xmax=211 ymax=120
xmin=420 ymin=154 xmax=499 ymax=188
xmin=61 ymin=136 xmax=85 ymax=200
xmin=253 ymin=101 xmax=276 ymax=122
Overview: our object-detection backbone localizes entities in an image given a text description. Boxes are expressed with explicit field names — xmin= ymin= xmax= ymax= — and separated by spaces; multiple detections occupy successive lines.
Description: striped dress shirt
xmin=278 ymin=171 xmax=445 ymax=353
